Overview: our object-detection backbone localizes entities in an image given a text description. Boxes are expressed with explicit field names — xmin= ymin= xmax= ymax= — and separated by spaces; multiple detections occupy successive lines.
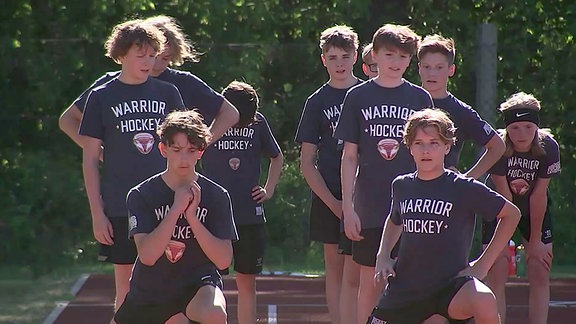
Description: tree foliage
xmin=1 ymin=0 xmax=574 ymax=273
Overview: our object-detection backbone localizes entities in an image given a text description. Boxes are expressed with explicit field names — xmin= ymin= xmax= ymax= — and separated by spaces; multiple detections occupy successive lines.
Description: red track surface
xmin=50 ymin=274 xmax=576 ymax=323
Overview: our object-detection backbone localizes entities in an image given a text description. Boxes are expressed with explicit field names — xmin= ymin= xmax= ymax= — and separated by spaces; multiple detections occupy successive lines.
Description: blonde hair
xmin=498 ymin=92 xmax=553 ymax=157
xmin=403 ymin=108 xmax=457 ymax=147
xmin=145 ymin=15 xmax=199 ymax=65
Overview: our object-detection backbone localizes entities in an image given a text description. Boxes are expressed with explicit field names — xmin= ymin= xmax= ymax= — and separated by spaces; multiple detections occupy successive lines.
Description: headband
xmin=502 ymin=108 xmax=540 ymax=127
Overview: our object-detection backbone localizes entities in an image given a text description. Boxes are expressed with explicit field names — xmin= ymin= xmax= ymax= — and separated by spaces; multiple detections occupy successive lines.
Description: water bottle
xmin=516 ymin=244 xmax=526 ymax=277
xmin=508 ymin=240 xmax=516 ymax=276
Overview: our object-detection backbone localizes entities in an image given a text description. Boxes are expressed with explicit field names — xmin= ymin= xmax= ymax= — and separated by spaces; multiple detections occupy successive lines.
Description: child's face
xmin=321 ymin=46 xmax=357 ymax=81
xmin=152 ymin=45 xmax=173 ymax=76
xmin=506 ymin=121 xmax=538 ymax=152
xmin=372 ymin=46 xmax=411 ymax=81
xmin=409 ymin=126 xmax=450 ymax=176
xmin=418 ymin=52 xmax=455 ymax=95
xmin=118 ymin=43 xmax=157 ymax=83
xmin=362 ymin=52 xmax=378 ymax=79
xmin=160 ymin=132 xmax=203 ymax=176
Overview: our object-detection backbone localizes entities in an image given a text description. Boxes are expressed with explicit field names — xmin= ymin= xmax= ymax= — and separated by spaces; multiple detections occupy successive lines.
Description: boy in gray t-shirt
xmin=368 ymin=109 xmax=520 ymax=324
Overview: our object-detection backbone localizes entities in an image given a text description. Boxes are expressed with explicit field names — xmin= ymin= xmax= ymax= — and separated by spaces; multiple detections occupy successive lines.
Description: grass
xmin=0 ymin=262 xmax=113 ymax=324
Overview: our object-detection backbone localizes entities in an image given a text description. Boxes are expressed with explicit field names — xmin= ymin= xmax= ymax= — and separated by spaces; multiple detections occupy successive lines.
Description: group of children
xmin=58 ymin=15 xmax=560 ymax=324
xmin=295 ymin=24 xmax=560 ymax=324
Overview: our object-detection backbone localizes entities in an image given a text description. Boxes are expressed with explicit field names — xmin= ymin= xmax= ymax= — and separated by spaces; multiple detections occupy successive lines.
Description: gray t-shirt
xmin=334 ymin=79 xmax=433 ymax=228
xmin=79 ymin=78 xmax=185 ymax=217
xmin=127 ymin=173 xmax=238 ymax=303
xmin=379 ymin=170 xmax=505 ymax=307
xmin=434 ymin=93 xmax=496 ymax=168
xmin=294 ymin=80 xmax=363 ymax=197
xmin=201 ymin=112 xmax=281 ymax=225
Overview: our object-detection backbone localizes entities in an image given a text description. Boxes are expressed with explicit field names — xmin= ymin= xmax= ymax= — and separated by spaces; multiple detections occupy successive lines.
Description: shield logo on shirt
xmin=229 ymin=157 xmax=241 ymax=170
xmin=510 ymin=178 xmax=530 ymax=196
xmin=377 ymin=138 xmax=400 ymax=160
xmin=133 ymin=132 xmax=155 ymax=155
xmin=165 ymin=240 xmax=186 ymax=263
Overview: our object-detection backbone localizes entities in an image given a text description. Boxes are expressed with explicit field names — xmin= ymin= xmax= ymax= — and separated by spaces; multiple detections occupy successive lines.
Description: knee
xmin=527 ymin=259 xmax=551 ymax=284
xmin=195 ymin=305 xmax=227 ymax=324
xmin=473 ymin=292 xmax=499 ymax=321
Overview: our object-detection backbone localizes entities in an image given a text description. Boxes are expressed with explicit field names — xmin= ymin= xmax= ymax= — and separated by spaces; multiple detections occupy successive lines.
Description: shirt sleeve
xmin=258 ymin=113 xmax=282 ymax=158
xmin=390 ymin=178 xmax=402 ymax=225
xmin=466 ymin=178 xmax=506 ymax=222
xmin=126 ymin=188 xmax=158 ymax=238
xmin=539 ymin=135 xmax=561 ymax=178
xmin=73 ymin=72 xmax=119 ymax=112
xmin=78 ymin=90 xmax=104 ymax=139
xmin=457 ymin=105 xmax=496 ymax=147
xmin=333 ymin=90 xmax=360 ymax=143
xmin=294 ymin=96 xmax=321 ymax=144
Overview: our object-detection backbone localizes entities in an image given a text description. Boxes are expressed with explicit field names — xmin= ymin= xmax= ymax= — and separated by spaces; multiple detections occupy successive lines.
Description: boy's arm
xmin=300 ymin=143 xmax=341 ymax=216
xmin=82 ymin=137 xmax=111 ymax=245
xmin=528 ymin=178 xmax=553 ymax=269
xmin=185 ymin=182 xmax=233 ymax=270
xmin=464 ymin=135 xmax=506 ymax=179
xmin=491 ymin=175 xmax=513 ymax=201
xmin=375 ymin=216 xmax=402 ymax=282
xmin=59 ymin=104 xmax=86 ymax=148
xmin=341 ymin=142 xmax=363 ymax=241
xmin=469 ymin=199 xmax=521 ymax=279
xmin=132 ymin=185 xmax=194 ymax=266
xmin=207 ymin=99 xmax=239 ymax=145
xmin=261 ymin=152 xmax=284 ymax=201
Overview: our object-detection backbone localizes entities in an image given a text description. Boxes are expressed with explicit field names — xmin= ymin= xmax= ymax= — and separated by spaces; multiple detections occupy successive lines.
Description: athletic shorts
xmin=367 ymin=276 xmax=474 ymax=324
xmin=232 ymin=224 xmax=266 ymax=274
xmin=114 ymin=268 xmax=222 ymax=324
xmin=352 ymin=227 xmax=399 ymax=267
xmin=98 ymin=217 xmax=137 ymax=265
xmin=338 ymin=231 xmax=353 ymax=255
xmin=481 ymin=197 xmax=553 ymax=244
xmin=309 ymin=196 xmax=341 ymax=244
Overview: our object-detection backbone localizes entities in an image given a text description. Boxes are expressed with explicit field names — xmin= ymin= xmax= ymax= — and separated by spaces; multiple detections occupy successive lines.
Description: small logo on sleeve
xmin=128 ymin=215 xmax=137 ymax=231
xmin=547 ymin=161 xmax=561 ymax=175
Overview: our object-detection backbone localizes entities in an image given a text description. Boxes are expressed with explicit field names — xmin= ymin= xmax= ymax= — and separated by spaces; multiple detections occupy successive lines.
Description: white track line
xmin=43 ymin=273 xmax=90 ymax=324
xmin=268 ymin=304 xmax=278 ymax=323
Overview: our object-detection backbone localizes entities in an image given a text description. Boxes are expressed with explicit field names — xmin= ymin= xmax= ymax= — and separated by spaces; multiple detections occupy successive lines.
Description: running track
xmin=45 ymin=274 xmax=576 ymax=323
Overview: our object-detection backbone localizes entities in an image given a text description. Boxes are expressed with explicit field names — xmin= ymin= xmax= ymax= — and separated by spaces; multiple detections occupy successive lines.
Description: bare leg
xmin=324 ymin=243 xmax=344 ymax=324
xmin=186 ymin=285 xmax=227 ymax=324
xmin=236 ymin=272 xmax=257 ymax=324
xmin=485 ymin=246 xmax=510 ymax=323
xmin=448 ymin=278 xmax=500 ymax=324
xmin=340 ymin=255 xmax=360 ymax=324
xmin=111 ymin=264 xmax=133 ymax=324
xmin=527 ymin=242 xmax=552 ymax=324
xmin=357 ymin=265 xmax=385 ymax=324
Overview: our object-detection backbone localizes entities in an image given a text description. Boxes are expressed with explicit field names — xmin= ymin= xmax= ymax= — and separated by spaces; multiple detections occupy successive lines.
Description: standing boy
xmin=368 ymin=108 xmax=520 ymax=324
xmin=295 ymin=25 xmax=363 ymax=324
xmin=202 ymin=81 xmax=284 ymax=324
xmin=59 ymin=15 xmax=238 ymax=150
xmin=115 ymin=110 xmax=238 ymax=324
xmin=78 ymin=19 xmax=185 ymax=320
xmin=334 ymin=24 xmax=433 ymax=323
xmin=417 ymin=34 xmax=505 ymax=179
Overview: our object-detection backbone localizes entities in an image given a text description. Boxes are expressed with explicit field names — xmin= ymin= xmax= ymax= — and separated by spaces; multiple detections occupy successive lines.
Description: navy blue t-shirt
xmin=334 ymin=79 xmax=433 ymax=228
xmin=434 ymin=93 xmax=497 ymax=168
xmin=75 ymin=68 xmax=223 ymax=125
xmin=379 ymin=170 xmax=506 ymax=307
xmin=489 ymin=134 xmax=560 ymax=205
xmin=294 ymin=80 xmax=363 ymax=197
xmin=202 ymin=112 xmax=281 ymax=225
xmin=126 ymin=173 xmax=238 ymax=303
xmin=79 ymin=78 xmax=185 ymax=217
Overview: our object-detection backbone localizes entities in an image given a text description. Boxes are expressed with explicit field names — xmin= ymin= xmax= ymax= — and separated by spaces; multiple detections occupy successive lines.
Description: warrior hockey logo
xmin=165 ymin=240 xmax=186 ymax=263
xmin=510 ymin=178 xmax=530 ymax=195
xmin=377 ymin=138 xmax=400 ymax=160
xmin=133 ymin=132 xmax=155 ymax=154
xmin=229 ymin=157 xmax=241 ymax=170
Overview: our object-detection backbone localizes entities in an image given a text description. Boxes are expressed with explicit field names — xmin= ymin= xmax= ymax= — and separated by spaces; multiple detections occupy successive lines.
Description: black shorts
xmin=309 ymin=196 xmax=341 ymax=244
xmin=368 ymin=276 xmax=474 ymax=324
xmin=338 ymin=231 xmax=353 ymax=255
xmin=232 ymin=224 xmax=266 ymax=274
xmin=114 ymin=268 xmax=222 ymax=324
xmin=352 ymin=227 xmax=384 ymax=267
xmin=481 ymin=197 xmax=553 ymax=244
xmin=98 ymin=217 xmax=137 ymax=265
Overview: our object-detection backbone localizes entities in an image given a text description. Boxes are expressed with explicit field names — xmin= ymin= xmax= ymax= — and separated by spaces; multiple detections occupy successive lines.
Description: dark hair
xmin=105 ymin=19 xmax=165 ymax=62
xmin=372 ymin=24 xmax=420 ymax=55
xmin=222 ymin=81 xmax=259 ymax=128
xmin=157 ymin=110 xmax=211 ymax=150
